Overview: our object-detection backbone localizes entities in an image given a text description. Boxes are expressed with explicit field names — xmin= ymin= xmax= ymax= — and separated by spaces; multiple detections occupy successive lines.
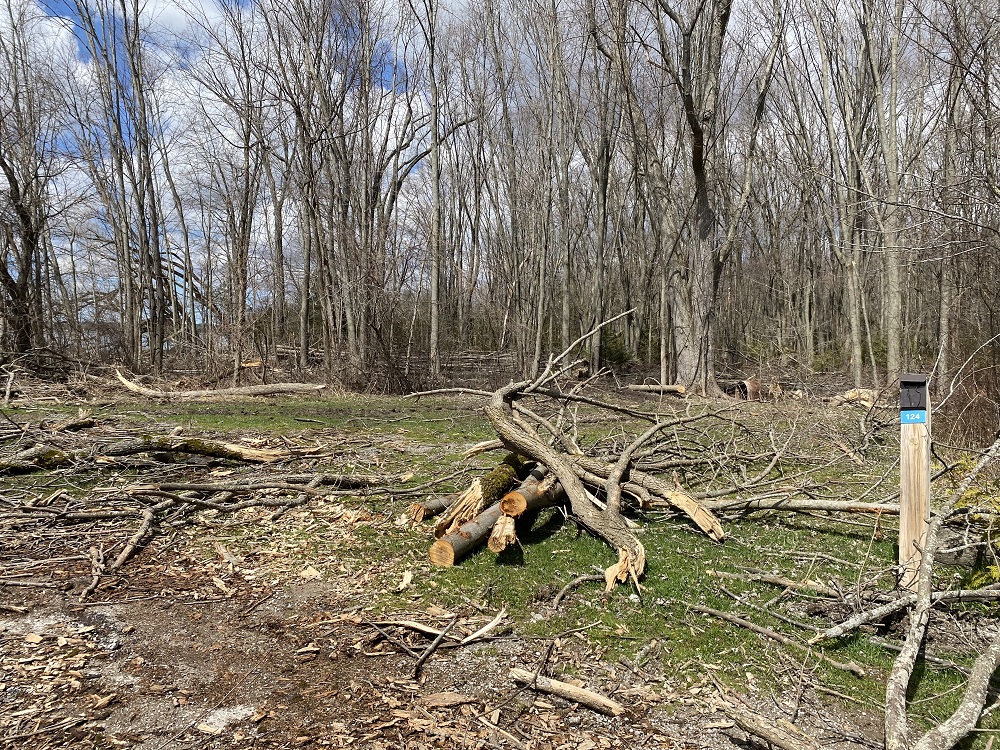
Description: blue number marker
xmin=901 ymin=410 xmax=927 ymax=424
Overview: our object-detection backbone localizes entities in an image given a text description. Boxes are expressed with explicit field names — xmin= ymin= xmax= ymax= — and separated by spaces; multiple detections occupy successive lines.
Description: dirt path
xmin=4 ymin=573 xmax=757 ymax=750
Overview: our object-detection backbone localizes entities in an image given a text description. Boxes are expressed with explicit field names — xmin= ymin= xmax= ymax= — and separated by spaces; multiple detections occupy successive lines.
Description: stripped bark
xmin=509 ymin=668 xmax=625 ymax=716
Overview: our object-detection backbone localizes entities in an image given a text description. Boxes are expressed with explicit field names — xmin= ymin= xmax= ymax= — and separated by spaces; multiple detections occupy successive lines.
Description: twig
xmin=239 ymin=591 xmax=274 ymax=617
xmin=870 ymin=637 xmax=969 ymax=675
xmin=460 ymin=608 xmax=508 ymax=645
xmin=707 ymin=568 xmax=839 ymax=598
xmin=812 ymin=587 xmax=1000 ymax=643
xmin=413 ymin=614 xmax=459 ymax=678
xmin=2 ymin=717 xmax=85 ymax=742
xmin=552 ymin=574 xmax=605 ymax=609
xmin=0 ymin=579 xmax=61 ymax=589
xmin=369 ymin=624 xmax=421 ymax=658
xmin=109 ymin=507 xmax=158 ymax=570
xmin=690 ymin=604 xmax=865 ymax=677
xmin=79 ymin=545 xmax=106 ymax=600
xmin=475 ymin=715 xmax=527 ymax=749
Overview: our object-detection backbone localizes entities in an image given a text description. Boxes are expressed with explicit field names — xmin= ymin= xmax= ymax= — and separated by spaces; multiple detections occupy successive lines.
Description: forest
xmin=0 ymin=0 xmax=997 ymax=402
xmin=4 ymin=1 xmax=1000 ymax=748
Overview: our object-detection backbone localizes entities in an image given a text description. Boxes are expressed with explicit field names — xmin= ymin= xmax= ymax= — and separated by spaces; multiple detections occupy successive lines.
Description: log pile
xmin=424 ymin=462 xmax=567 ymax=567
xmin=410 ymin=320 xmax=735 ymax=584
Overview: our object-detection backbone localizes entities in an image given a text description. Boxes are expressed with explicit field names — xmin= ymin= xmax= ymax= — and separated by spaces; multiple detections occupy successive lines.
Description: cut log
xmin=625 ymin=384 xmax=686 ymax=395
xmin=115 ymin=369 xmax=326 ymax=399
xmin=410 ymin=494 xmax=454 ymax=523
xmin=429 ymin=502 xmax=503 ymax=567
xmin=509 ymin=668 xmax=625 ymax=716
xmin=500 ymin=467 xmax=556 ymax=516
xmin=430 ymin=480 xmax=565 ymax=566
xmin=434 ymin=455 xmax=524 ymax=538
xmin=491 ymin=473 xmax=566 ymax=554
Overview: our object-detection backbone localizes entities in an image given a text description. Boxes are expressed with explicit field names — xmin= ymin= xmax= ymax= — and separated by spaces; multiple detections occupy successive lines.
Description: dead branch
xmin=722 ymin=699 xmax=821 ymax=750
xmin=704 ymin=496 xmax=899 ymax=514
xmin=115 ymin=369 xmax=326 ymax=399
xmin=460 ymin=608 xmax=507 ymax=644
xmin=624 ymin=383 xmax=687 ymax=395
xmin=485 ymin=381 xmax=646 ymax=589
xmin=911 ymin=634 xmax=1000 ymax=750
xmin=811 ymin=587 xmax=1000 ymax=644
xmin=80 ymin=545 xmax=106 ymax=599
xmin=884 ymin=432 xmax=1000 ymax=750
xmin=410 ymin=494 xmax=453 ymax=523
xmin=509 ymin=667 xmax=625 ymax=716
xmin=570 ymin=455 xmax=724 ymax=541
xmin=691 ymin=605 xmax=865 ymax=677
xmin=552 ymin=574 xmax=605 ymax=609
xmin=109 ymin=507 xmax=159 ymax=571
xmin=706 ymin=569 xmax=839 ymax=598
xmin=413 ymin=614 xmax=459 ymax=678
xmin=1 ymin=435 xmax=288 ymax=475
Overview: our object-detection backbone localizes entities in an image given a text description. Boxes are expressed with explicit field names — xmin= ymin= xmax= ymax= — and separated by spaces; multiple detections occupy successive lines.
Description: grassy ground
xmin=4 ymin=389 xmax=999 ymax=747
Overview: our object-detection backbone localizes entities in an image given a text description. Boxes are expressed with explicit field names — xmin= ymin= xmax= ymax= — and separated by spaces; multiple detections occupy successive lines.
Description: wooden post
xmin=899 ymin=373 xmax=931 ymax=591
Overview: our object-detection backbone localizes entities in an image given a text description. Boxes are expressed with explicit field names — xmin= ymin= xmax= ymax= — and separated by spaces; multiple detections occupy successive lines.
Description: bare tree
xmin=0 ymin=0 xmax=59 ymax=355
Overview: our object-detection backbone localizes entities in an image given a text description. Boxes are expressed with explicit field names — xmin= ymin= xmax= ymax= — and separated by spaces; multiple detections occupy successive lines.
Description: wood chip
xmin=417 ymin=691 xmax=477 ymax=708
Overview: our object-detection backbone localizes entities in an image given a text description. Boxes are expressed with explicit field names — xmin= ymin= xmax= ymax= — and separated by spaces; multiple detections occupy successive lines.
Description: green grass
xmin=6 ymin=391 xmax=999 ymax=745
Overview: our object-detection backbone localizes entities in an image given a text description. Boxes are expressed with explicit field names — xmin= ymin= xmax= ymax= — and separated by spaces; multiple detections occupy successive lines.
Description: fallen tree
xmin=1 ymin=434 xmax=290 ymax=475
xmin=115 ymin=369 xmax=326 ymax=399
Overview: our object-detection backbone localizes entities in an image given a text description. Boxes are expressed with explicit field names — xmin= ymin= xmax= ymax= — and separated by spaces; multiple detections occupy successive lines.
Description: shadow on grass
xmin=495 ymin=507 xmax=568 ymax=567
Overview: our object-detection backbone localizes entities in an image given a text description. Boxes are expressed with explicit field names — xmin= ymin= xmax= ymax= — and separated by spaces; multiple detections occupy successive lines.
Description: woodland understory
xmin=2 ymin=0 xmax=1000 ymax=402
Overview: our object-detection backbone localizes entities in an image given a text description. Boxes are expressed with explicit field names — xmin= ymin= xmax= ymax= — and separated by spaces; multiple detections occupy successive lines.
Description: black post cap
xmin=900 ymin=373 xmax=928 ymax=410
